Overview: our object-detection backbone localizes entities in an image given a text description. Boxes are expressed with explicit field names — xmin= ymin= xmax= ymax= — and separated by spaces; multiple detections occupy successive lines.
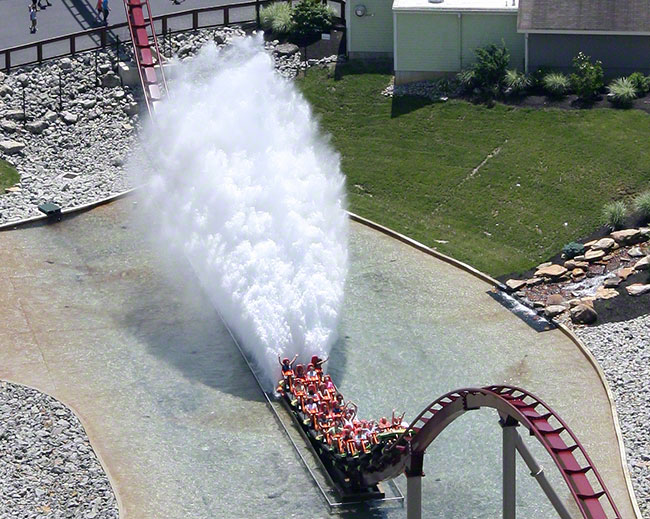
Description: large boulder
xmin=3 ymin=109 xmax=25 ymax=121
xmin=546 ymin=294 xmax=565 ymax=306
xmin=592 ymin=237 xmax=615 ymax=250
xmin=570 ymin=304 xmax=598 ymax=324
xmin=534 ymin=264 xmax=567 ymax=278
xmin=25 ymin=120 xmax=48 ymax=134
xmin=0 ymin=120 xmax=18 ymax=133
xmin=610 ymin=228 xmax=642 ymax=245
xmin=505 ymin=279 xmax=526 ymax=291
xmin=584 ymin=249 xmax=605 ymax=261
xmin=626 ymin=284 xmax=650 ymax=296
xmin=0 ymin=84 xmax=12 ymax=97
xmin=0 ymin=140 xmax=25 ymax=154
xmin=101 ymin=72 xmax=121 ymax=88
xmin=633 ymin=256 xmax=650 ymax=271
xmin=544 ymin=305 xmax=566 ymax=318
xmin=274 ymin=43 xmax=300 ymax=57
xmin=60 ymin=111 xmax=78 ymax=125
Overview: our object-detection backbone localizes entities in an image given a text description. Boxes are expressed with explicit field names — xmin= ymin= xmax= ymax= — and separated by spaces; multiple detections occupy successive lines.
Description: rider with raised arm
xmin=278 ymin=353 xmax=299 ymax=392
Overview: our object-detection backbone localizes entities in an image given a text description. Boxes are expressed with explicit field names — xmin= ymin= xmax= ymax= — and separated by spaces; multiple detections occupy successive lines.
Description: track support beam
xmin=515 ymin=432 xmax=573 ymax=519
xmin=501 ymin=416 xmax=518 ymax=519
xmin=406 ymin=451 xmax=424 ymax=519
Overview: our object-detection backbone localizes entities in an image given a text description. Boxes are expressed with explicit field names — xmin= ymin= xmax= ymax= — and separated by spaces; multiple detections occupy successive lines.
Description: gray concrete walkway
xmin=0 ymin=197 xmax=637 ymax=518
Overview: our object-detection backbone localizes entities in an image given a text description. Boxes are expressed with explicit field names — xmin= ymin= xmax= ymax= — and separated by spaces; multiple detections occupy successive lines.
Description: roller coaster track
xmin=122 ymin=0 xmax=168 ymax=117
xmin=361 ymin=385 xmax=621 ymax=519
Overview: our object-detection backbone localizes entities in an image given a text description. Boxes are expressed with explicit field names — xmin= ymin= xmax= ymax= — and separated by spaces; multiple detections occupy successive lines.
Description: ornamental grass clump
xmin=634 ymin=190 xmax=650 ymax=222
xmin=607 ymin=77 xmax=637 ymax=108
xmin=602 ymin=201 xmax=627 ymax=230
xmin=260 ymin=2 xmax=295 ymax=35
xmin=542 ymin=72 xmax=570 ymax=98
xmin=503 ymin=69 xmax=531 ymax=96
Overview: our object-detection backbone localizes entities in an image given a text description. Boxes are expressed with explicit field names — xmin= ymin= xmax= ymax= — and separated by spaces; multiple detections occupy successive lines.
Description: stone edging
xmin=0 ymin=188 xmax=138 ymax=232
xmin=0 ymin=198 xmax=641 ymax=517
xmin=0 ymin=376 xmax=125 ymax=519
xmin=347 ymin=210 xmax=642 ymax=519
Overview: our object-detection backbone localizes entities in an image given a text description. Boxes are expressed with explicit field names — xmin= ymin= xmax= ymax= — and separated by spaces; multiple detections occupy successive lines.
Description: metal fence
xmin=1 ymin=0 xmax=345 ymax=72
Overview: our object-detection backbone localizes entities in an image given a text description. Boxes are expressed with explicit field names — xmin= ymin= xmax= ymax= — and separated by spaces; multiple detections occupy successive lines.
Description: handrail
xmin=1 ymin=0 xmax=346 ymax=72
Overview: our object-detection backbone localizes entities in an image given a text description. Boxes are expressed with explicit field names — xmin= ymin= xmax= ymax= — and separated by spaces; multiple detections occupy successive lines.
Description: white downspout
xmin=524 ymin=32 xmax=529 ymax=73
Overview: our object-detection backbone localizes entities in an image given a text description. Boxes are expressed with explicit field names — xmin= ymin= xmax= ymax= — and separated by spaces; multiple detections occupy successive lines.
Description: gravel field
xmin=0 ymin=26 xmax=341 ymax=225
xmin=0 ymin=381 xmax=118 ymax=519
xmin=571 ymin=316 xmax=650 ymax=518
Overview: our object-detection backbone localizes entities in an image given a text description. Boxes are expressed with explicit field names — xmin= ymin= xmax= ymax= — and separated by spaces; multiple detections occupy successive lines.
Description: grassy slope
xmin=0 ymin=159 xmax=19 ymax=194
xmin=298 ymin=64 xmax=650 ymax=277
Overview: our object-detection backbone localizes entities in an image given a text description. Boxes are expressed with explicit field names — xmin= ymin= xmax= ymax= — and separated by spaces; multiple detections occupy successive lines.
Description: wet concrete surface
xmin=0 ymin=197 xmax=637 ymax=518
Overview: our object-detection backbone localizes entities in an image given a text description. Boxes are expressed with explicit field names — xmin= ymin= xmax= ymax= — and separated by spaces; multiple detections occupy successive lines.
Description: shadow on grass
xmin=390 ymin=95 xmax=435 ymax=118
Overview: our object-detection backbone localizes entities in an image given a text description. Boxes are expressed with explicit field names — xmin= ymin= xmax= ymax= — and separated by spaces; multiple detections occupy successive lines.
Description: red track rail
xmin=122 ymin=0 xmax=168 ymax=117
xmin=363 ymin=385 xmax=621 ymax=519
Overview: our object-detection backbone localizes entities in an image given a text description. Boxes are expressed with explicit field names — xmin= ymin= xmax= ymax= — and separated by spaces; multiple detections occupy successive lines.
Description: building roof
xmin=393 ymin=0 xmax=518 ymax=13
xmin=518 ymin=0 xmax=650 ymax=33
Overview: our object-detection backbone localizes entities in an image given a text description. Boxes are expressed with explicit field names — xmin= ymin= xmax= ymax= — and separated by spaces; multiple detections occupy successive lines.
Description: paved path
xmin=0 ymin=197 xmax=638 ymax=518
xmin=0 ymin=0 xmax=254 ymax=69
xmin=1 ymin=0 xmax=246 ymax=50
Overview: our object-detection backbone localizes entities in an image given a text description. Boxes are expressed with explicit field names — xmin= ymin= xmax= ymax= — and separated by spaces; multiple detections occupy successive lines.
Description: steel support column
xmin=515 ymin=433 xmax=573 ymax=519
xmin=406 ymin=450 xmax=424 ymax=519
xmin=501 ymin=416 xmax=518 ymax=519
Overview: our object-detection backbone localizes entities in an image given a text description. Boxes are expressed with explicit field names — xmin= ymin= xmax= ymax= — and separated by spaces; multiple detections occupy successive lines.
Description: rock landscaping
xmin=0 ymin=26 xmax=344 ymax=225
xmin=0 ymin=380 xmax=118 ymax=519
xmin=505 ymin=226 xmax=650 ymax=325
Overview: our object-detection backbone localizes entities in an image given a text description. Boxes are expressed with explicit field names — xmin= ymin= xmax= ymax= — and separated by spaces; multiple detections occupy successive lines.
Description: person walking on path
xmin=95 ymin=0 xmax=103 ymax=22
xmin=29 ymin=5 xmax=37 ymax=33
xmin=101 ymin=0 xmax=110 ymax=24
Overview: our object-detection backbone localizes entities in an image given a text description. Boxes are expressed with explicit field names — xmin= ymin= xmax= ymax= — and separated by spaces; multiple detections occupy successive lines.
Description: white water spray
xmin=135 ymin=36 xmax=348 ymax=388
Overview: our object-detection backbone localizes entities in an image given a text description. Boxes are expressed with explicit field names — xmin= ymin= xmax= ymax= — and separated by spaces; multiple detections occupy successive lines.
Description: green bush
xmin=602 ymin=201 xmax=627 ymax=230
xmin=562 ymin=242 xmax=586 ymax=259
xmin=570 ymin=52 xmax=604 ymax=100
xmin=472 ymin=43 xmax=510 ymax=94
xmin=260 ymin=2 xmax=294 ymax=35
xmin=457 ymin=69 xmax=477 ymax=93
xmin=634 ymin=190 xmax=650 ymax=222
xmin=290 ymin=0 xmax=333 ymax=42
xmin=627 ymin=72 xmax=650 ymax=95
xmin=503 ymin=69 xmax=531 ymax=95
xmin=543 ymin=72 xmax=570 ymax=98
xmin=607 ymin=77 xmax=637 ymax=108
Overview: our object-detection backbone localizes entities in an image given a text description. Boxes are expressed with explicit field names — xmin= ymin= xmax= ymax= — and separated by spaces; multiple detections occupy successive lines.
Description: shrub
xmin=602 ymin=201 xmax=627 ymax=230
xmin=562 ymin=242 xmax=586 ymax=259
xmin=472 ymin=43 xmax=510 ymax=94
xmin=570 ymin=52 xmax=604 ymax=100
xmin=607 ymin=77 xmax=637 ymax=108
xmin=627 ymin=72 xmax=650 ymax=95
xmin=503 ymin=69 xmax=531 ymax=95
xmin=543 ymin=72 xmax=570 ymax=98
xmin=290 ymin=0 xmax=333 ymax=42
xmin=457 ymin=68 xmax=477 ymax=93
xmin=634 ymin=190 xmax=650 ymax=222
xmin=260 ymin=2 xmax=294 ymax=35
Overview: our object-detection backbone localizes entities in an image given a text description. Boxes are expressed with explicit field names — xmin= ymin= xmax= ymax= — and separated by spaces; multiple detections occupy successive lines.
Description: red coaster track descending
xmin=122 ymin=0 xmax=168 ymax=117
xmin=362 ymin=385 xmax=622 ymax=519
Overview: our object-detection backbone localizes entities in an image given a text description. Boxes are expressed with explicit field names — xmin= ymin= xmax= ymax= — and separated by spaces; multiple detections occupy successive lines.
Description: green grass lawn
xmin=0 ymin=159 xmax=19 ymax=194
xmin=297 ymin=63 xmax=650 ymax=277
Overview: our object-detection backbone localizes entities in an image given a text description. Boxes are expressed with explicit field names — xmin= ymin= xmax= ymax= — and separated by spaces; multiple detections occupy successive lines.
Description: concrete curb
xmin=348 ymin=210 xmax=642 ymax=519
xmin=0 ymin=188 xmax=139 ymax=232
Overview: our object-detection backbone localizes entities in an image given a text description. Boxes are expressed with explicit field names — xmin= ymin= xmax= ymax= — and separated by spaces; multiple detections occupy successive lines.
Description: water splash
xmin=135 ymin=35 xmax=348 ymax=388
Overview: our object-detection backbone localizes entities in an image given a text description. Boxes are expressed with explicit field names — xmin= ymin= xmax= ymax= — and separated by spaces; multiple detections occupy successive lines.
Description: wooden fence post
xmin=224 ymin=7 xmax=229 ymax=25
xmin=70 ymin=35 xmax=76 ymax=56
xmin=255 ymin=0 xmax=261 ymax=27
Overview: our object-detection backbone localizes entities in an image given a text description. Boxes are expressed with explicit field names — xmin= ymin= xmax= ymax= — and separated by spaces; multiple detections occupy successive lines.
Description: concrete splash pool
xmin=0 ymin=197 xmax=637 ymax=518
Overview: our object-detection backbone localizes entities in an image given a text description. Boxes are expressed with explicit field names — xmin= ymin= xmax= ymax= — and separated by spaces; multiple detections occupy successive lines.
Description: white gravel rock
xmin=0 ymin=380 xmax=118 ymax=519
xmin=571 ymin=315 xmax=650 ymax=518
